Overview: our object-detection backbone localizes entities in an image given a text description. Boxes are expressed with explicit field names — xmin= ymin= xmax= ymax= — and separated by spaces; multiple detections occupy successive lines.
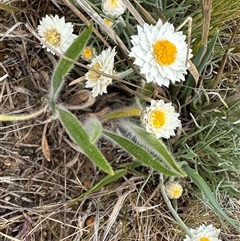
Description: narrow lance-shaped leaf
xmin=50 ymin=24 xmax=93 ymax=102
xmin=125 ymin=123 xmax=186 ymax=177
xmin=0 ymin=3 xmax=20 ymax=11
xmin=181 ymin=30 xmax=219 ymax=103
xmin=0 ymin=108 xmax=44 ymax=122
xmin=84 ymin=117 xmax=102 ymax=144
xmin=56 ymin=105 xmax=114 ymax=175
xmin=183 ymin=163 xmax=240 ymax=232
xmin=100 ymin=108 xmax=141 ymax=122
xmin=195 ymin=30 xmax=219 ymax=74
xmin=68 ymin=169 xmax=127 ymax=207
xmin=103 ymin=130 xmax=183 ymax=177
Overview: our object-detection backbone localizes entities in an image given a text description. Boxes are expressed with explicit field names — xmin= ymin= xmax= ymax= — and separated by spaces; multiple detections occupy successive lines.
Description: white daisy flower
xmin=165 ymin=181 xmax=183 ymax=199
xmin=101 ymin=0 xmax=126 ymax=18
xmin=129 ymin=19 xmax=192 ymax=87
xmin=184 ymin=224 xmax=221 ymax=241
xmin=37 ymin=15 xmax=77 ymax=54
xmin=85 ymin=47 xmax=116 ymax=97
xmin=141 ymin=99 xmax=180 ymax=139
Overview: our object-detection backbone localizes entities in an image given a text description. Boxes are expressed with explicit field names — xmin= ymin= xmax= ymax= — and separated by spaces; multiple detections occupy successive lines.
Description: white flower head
xmin=81 ymin=46 xmax=96 ymax=62
xmin=101 ymin=0 xmax=126 ymax=18
xmin=103 ymin=18 xmax=114 ymax=28
xmin=37 ymin=15 xmax=77 ymax=54
xmin=129 ymin=19 xmax=192 ymax=87
xmin=141 ymin=99 xmax=181 ymax=139
xmin=184 ymin=224 xmax=221 ymax=241
xmin=165 ymin=181 xmax=183 ymax=199
xmin=85 ymin=47 xmax=116 ymax=97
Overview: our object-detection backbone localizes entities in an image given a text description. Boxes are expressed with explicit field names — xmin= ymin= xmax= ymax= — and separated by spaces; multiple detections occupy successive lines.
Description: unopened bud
xmin=165 ymin=181 xmax=183 ymax=199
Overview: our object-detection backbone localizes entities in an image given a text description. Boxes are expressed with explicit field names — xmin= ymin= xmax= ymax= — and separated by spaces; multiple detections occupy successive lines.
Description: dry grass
xmin=1 ymin=0 xmax=240 ymax=240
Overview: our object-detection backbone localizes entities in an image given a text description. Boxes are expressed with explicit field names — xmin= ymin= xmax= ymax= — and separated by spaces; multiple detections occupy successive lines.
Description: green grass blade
xmin=183 ymin=163 xmax=240 ymax=231
xmin=125 ymin=123 xmax=186 ymax=177
xmin=0 ymin=3 xmax=20 ymax=11
xmin=181 ymin=30 xmax=219 ymax=103
xmin=103 ymin=130 xmax=183 ymax=177
xmin=50 ymin=24 xmax=92 ymax=103
xmin=56 ymin=105 xmax=114 ymax=175
xmin=68 ymin=169 xmax=127 ymax=207
xmin=196 ymin=30 xmax=219 ymax=74
xmin=192 ymin=45 xmax=205 ymax=67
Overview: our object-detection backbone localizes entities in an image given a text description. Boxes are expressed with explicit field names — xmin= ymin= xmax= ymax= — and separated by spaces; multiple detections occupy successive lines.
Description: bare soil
xmin=0 ymin=1 xmax=240 ymax=240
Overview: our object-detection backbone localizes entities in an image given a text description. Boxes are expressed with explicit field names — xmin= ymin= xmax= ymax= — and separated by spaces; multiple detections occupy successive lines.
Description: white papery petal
xmin=37 ymin=15 xmax=77 ymax=55
xmin=85 ymin=47 xmax=116 ymax=97
xmin=183 ymin=224 xmax=221 ymax=241
xmin=129 ymin=19 xmax=192 ymax=87
xmin=140 ymin=99 xmax=180 ymax=139
xmin=101 ymin=0 xmax=126 ymax=18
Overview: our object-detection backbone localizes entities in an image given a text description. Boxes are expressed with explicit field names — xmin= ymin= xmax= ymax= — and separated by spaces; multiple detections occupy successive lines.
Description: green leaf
xmin=0 ymin=3 xmax=20 ymax=11
xmin=124 ymin=123 xmax=186 ymax=177
xmin=103 ymin=130 xmax=183 ymax=177
xmin=56 ymin=105 xmax=114 ymax=175
xmin=181 ymin=30 xmax=219 ymax=103
xmin=183 ymin=163 xmax=240 ymax=232
xmin=0 ymin=108 xmax=44 ymax=122
xmin=100 ymin=107 xmax=141 ymax=122
xmin=50 ymin=24 xmax=92 ymax=103
xmin=68 ymin=169 xmax=126 ymax=207
xmin=84 ymin=117 xmax=102 ymax=144
xmin=195 ymin=30 xmax=219 ymax=75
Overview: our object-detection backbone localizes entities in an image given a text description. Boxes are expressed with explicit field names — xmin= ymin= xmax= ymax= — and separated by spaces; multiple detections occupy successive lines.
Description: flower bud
xmin=165 ymin=181 xmax=183 ymax=199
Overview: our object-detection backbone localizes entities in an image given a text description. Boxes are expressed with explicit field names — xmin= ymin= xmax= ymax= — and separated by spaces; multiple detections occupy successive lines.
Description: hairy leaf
xmin=104 ymin=130 xmax=183 ymax=177
xmin=50 ymin=24 xmax=92 ymax=104
xmin=56 ymin=105 xmax=113 ymax=175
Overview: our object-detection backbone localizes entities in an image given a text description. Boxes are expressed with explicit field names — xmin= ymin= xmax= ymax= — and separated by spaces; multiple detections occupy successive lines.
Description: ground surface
xmin=0 ymin=0 xmax=240 ymax=240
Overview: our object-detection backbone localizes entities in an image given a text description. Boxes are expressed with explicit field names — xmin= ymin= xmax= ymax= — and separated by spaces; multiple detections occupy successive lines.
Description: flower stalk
xmin=159 ymin=174 xmax=192 ymax=238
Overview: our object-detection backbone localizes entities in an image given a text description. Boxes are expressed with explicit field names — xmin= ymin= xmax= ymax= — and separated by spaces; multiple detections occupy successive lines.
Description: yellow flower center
xmin=104 ymin=18 xmax=113 ymax=27
xmin=172 ymin=187 xmax=182 ymax=198
xmin=109 ymin=0 xmax=117 ymax=7
xmin=83 ymin=48 xmax=92 ymax=60
xmin=199 ymin=237 xmax=210 ymax=241
xmin=88 ymin=63 xmax=101 ymax=82
xmin=44 ymin=28 xmax=61 ymax=47
xmin=150 ymin=110 xmax=166 ymax=128
xmin=153 ymin=40 xmax=177 ymax=66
